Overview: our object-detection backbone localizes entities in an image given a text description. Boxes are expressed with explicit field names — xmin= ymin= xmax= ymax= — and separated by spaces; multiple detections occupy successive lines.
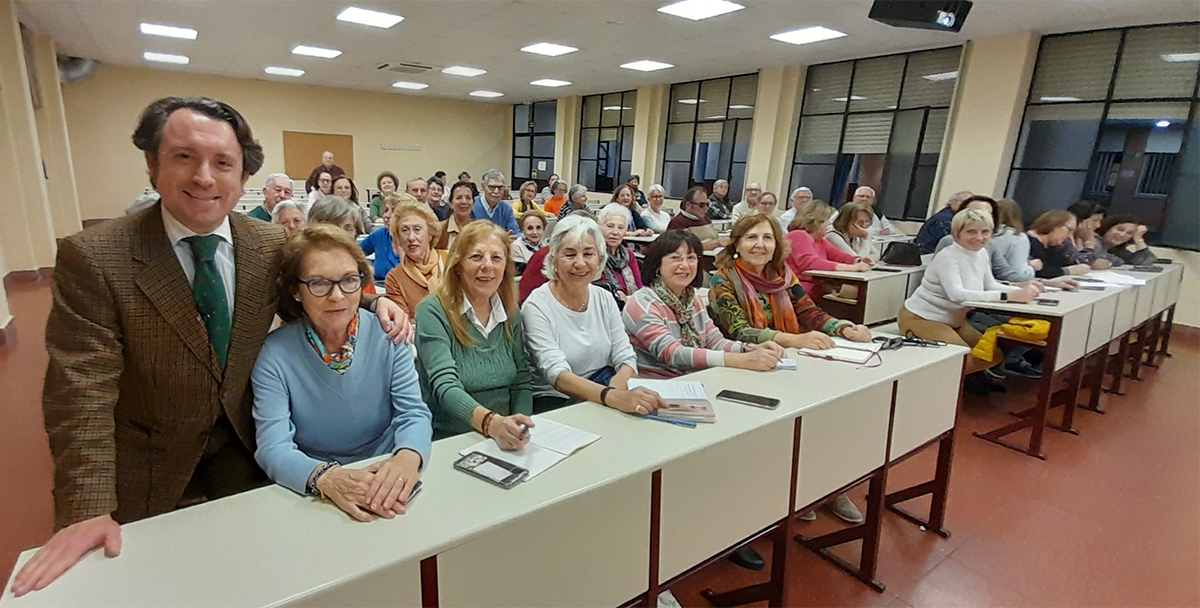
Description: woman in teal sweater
xmin=415 ymin=221 xmax=535 ymax=450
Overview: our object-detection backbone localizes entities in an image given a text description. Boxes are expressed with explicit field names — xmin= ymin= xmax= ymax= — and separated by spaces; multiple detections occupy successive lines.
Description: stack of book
xmin=628 ymin=379 xmax=716 ymax=423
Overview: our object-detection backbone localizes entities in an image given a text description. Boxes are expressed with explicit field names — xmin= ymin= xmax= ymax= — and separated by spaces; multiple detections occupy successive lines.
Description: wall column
xmin=631 ymin=84 xmax=668 ymax=187
xmin=554 ymin=96 xmax=580 ymax=185
xmin=744 ymin=66 xmax=805 ymax=203
xmin=935 ymin=31 xmax=1039 ymax=207
xmin=31 ymin=32 xmax=81 ymax=237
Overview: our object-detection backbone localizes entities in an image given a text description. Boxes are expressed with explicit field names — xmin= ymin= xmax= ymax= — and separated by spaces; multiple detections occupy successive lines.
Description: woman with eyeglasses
xmin=308 ymin=195 xmax=377 ymax=294
xmin=511 ymin=180 xmax=548 ymax=217
xmin=308 ymin=170 xmax=334 ymax=206
xmin=251 ymin=225 xmax=432 ymax=523
xmin=825 ymin=201 xmax=880 ymax=262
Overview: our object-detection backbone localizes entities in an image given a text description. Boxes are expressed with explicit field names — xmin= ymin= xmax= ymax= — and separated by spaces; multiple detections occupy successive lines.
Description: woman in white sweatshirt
xmin=898 ymin=208 xmax=1038 ymax=375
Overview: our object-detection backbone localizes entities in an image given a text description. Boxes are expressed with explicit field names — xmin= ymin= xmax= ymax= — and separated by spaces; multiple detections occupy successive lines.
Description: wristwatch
xmin=1000 ymin=293 xmax=1008 ymax=301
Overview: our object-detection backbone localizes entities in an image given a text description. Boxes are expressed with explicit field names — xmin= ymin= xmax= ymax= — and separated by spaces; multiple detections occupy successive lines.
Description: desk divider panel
xmin=1133 ymin=281 xmax=1153 ymax=324
xmin=1086 ymin=292 xmax=1119 ymax=353
xmin=288 ymin=561 xmax=421 ymax=608
xmin=795 ymin=383 xmax=892 ymax=509
xmin=658 ymin=419 xmax=794 ymax=583
xmin=890 ymin=357 xmax=961 ymax=460
xmin=437 ymin=473 xmax=651 ymax=608
xmin=1166 ymin=266 xmax=1182 ymax=306
xmin=863 ymin=274 xmax=910 ymax=326
xmin=1113 ymin=287 xmax=1138 ymax=336
xmin=1054 ymin=306 xmax=1093 ymax=372
xmin=1151 ymin=273 xmax=1169 ymax=315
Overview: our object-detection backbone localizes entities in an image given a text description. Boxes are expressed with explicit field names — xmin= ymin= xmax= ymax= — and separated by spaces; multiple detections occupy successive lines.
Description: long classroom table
xmin=966 ymin=264 xmax=1183 ymax=459
xmin=4 ymin=344 xmax=967 ymax=608
xmin=805 ymin=265 xmax=926 ymax=326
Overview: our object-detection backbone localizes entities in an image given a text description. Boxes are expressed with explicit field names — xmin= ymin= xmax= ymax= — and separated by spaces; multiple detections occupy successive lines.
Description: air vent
xmin=375 ymin=62 xmax=433 ymax=74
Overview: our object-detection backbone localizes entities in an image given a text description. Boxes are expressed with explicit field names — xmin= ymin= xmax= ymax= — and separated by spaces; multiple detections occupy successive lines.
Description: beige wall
xmin=30 ymin=31 xmax=81 ymax=237
xmin=745 ymin=65 xmax=804 ymax=201
xmin=61 ymin=64 xmax=512 ymax=220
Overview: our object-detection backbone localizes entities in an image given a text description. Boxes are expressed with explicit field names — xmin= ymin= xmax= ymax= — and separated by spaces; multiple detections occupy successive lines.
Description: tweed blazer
xmin=42 ymin=203 xmax=288 ymax=528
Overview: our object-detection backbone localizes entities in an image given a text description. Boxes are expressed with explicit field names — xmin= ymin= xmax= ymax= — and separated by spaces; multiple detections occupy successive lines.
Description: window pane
xmin=842 ymin=113 xmax=894 ymax=154
xmin=1159 ymin=105 xmax=1199 ymax=249
xmin=670 ymin=82 xmax=699 ymax=122
xmin=1012 ymin=103 xmax=1104 ymax=170
xmin=582 ymin=95 xmax=601 ymax=128
xmin=900 ymin=47 xmax=961 ymax=109
xmin=1007 ymin=169 xmax=1089 ymax=221
xmin=790 ymin=164 xmax=837 ymax=202
xmin=534 ymin=158 xmax=553 ymax=179
xmin=1113 ymin=24 xmax=1200 ymax=100
xmin=698 ymin=78 xmax=731 ymax=121
xmin=514 ymin=135 xmax=531 ymax=157
xmin=601 ymin=93 xmax=622 ymax=127
xmin=728 ymin=75 xmax=758 ymax=119
xmin=663 ymin=161 xmax=691 ymax=198
xmin=580 ymin=128 xmax=599 ymax=160
xmin=921 ymin=108 xmax=949 ymax=158
xmin=850 ymin=55 xmax=905 ymax=112
xmin=1029 ymin=31 xmax=1120 ymax=103
xmin=514 ymin=104 xmax=531 ymax=133
xmin=796 ymin=115 xmax=844 ymax=163
xmin=906 ymin=166 xmax=938 ymax=220
xmin=621 ymin=126 xmax=634 ymax=161
xmin=533 ymin=101 xmax=556 ymax=133
xmin=622 ymin=90 xmax=638 ymax=126
xmin=733 ymin=118 xmax=753 ymax=163
xmin=803 ymin=62 xmax=852 ymax=115
xmin=532 ymin=135 xmax=554 ymax=157
xmin=729 ymin=163 xmax=747 ymax=203
xmin=578 ymin=160 xmax=597 ymax=191
xmin=696 ymin=123 xmax=725 ymax=182
xmin=880 ymin=109 xmax=924 ymax=220
xmin=665 ymin=123 xmax=694 ymax=161
xmin=513 ymin=158 xmax=531 ymax=181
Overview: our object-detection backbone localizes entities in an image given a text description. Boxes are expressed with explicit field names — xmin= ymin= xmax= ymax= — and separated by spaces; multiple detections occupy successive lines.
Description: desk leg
xmin=1143 ymin=315 xmax=1163 ymax=369
xmin=1079 ymin=349 xmax=1108 ymax=414
xmin=973 ymin=318 xmax=1059 ymax=459
xmin=646 ymin=470 xmax=662 ymax=608
xmin=885 ymin=430 xmax=955 ymax=538
xmin=1158 ymin=304 xmax=1176 ymax=360
xmin=794 ymin=470 xmax=887 ymax=593
xmin=420 ymin=556 xmax=439 ymax=608
xmin=1129 ymin=323 xmax=1148 ymax=381
xmin=1105 ymin=333 xmax=1129 ymax=396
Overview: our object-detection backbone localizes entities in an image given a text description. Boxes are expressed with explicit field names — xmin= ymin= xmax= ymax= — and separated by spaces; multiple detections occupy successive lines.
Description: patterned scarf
xmin=732 ymin=259 xmax=800 ymax=334
xmin=651 ymin=279 xmax=701 ymax=347
xmin=303 ymin=313 xmax=359 ymax=374
xmin=603 ymin=245 xmax=638 ymax=294
xmin=402 ymin=248 xmax=445 ymax=290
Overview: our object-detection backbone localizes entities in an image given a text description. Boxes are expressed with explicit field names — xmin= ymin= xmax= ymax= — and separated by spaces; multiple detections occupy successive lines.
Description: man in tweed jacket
xmin=13 ymin=97 xmax=411 ymax=596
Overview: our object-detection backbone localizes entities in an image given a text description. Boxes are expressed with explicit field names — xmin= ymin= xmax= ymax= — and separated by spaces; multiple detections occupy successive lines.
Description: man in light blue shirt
xmin=471 ymin=168 xmax=522 ymax=236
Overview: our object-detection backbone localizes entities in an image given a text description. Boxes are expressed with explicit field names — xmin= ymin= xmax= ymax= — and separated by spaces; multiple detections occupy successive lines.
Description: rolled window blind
xmin=1029 ymin=31 xmax=1120 ymax=103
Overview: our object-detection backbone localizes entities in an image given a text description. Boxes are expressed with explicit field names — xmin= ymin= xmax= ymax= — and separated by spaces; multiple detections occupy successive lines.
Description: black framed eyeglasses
xmin=298 ymin=273 xmax=364 ymax=298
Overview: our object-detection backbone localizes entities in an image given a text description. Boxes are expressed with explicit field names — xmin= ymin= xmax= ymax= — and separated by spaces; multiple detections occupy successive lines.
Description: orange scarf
xmin=732 ymin=259 xmax=800 ymax=334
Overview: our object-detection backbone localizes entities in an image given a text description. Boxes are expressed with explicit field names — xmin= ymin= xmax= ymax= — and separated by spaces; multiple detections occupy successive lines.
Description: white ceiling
xmin=19 ymin=0 xmax=1200 ymax=103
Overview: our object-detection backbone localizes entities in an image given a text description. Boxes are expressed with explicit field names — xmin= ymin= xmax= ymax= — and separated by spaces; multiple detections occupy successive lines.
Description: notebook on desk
xmin=797 ymin=337 xmax=882 ymax=365
xmin=458 ymin=416 xmax=600 ymax=480
xmin=628 ymin=379 xmax=716 ymax=423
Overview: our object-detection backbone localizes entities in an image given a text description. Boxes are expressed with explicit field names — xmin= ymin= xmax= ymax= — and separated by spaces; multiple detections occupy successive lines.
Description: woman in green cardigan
xmin=414 ymin=221 xmax=535 ymax=449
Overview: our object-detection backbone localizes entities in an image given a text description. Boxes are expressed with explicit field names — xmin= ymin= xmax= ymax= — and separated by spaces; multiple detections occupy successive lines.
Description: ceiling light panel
xmin=658 ymin=0 xmax=744 ymax=21
xmin=469 ymin=90 xmax=504 ymax=98
xmin=264 ymin=66 xmax=304 ymax=77
xmin=139 ymin=23 xmax=197 ymax=40
xmin=521 ymin=42 xmax=579 ymax=57
xmin=292 ymin=45 xmax=342 ymax=58
xmin=922 ymin=71 xmax=958 ymax=82
xmin=392 ymin=81 xmax=429 ymax=90
xmin=770 ymin=26 xmax=846 ymax=46
xmin=144 ymin=52 xmax=189 ymax=65
xmin=530 ymin=79 xmax=571 ymax=87
xmin=1162 ymin=52 xmax=1200 ymax=62
xmin=443 ymin=65 xmax=487 ymax=77
xmin=621 ymin=60 xmax=674 ymax=72
xmin=336 ymin=7 xmax=404 ymax=28
xmin=1039 ymin=96 xmax=1082 ymax=102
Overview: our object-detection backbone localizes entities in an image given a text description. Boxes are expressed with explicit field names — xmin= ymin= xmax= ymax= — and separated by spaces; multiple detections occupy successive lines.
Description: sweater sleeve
xmin=508 ymin=311 xmax=534 ymax=416
xmin=384 ymin=268 xmax=414 ymax=320
xmin=786 ymin=231 xmax=841 ymax=274
xmin=387 ymin=339 xmax=434 ymax=469
xmin=824 ymin=230 xmax=858 ymax=258
xmin=251 ymin=345 xmax=325 ymax=495
xmin=938 ymin=251 xmax=1006 ymax=303
xmin=708 ymin=271 xmax=779 ymax=344
xmin=789 ymin=282 xmax=852 ymax=336
xmin=623 ymin=291 xmax=728 ymax=373
xmin=1029 ymin=235 xmax=1068 ymax=279
xmin=503 ymin=204 xmax=523 ymax=237
xmin=414 ymin=299 xmax=482 ymax=434
xmin=522 ymin=296 xmax=573 ymax=387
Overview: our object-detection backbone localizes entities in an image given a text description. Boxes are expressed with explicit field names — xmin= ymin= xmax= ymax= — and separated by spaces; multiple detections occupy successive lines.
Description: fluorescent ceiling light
xmin=143 ymin=51 xmax=189 ymax=65
xmin=922 ymin=70 xmax=958 ymax=82
xmin=1039 ymin=96 xmax=1081 ymax=102
xmin=469 ymin=90 xmax=504 ymax=98
xmin=521 ymin=42 xmax=578 ymax=57
xmin=677 ymin=98 xmax=705 ymax=104
xmin=1156 ymin=120 xmax=1172 ymax=128
xmin=621 ymin=59 xmax=674 ymax=72
xmin=657 ymin=0 xmax=744 ymax=21
xmin=832 ymin=95 xmax=866 ymax=102
xmin=139 ymin=23 xmax=197 ymax=40
xmin=770 ymin=26 xmax=846 ymax=46
xmin=603 ymin=106 xmax=632 ymax=111
xmin=1162 ymin=52 xmax=1200 ymax=63
xmin=530 ymin=78 xmax=571 ymax=87
xmin=729 ymin=104 xmax=754 ymax=109
xmin=392 ymin=80 xmax=429 ymax=90
xmin=443 ymin=65 xmax=487 ymax=77
xmin=264 ymin=66 xmax=304 ymax=77
xmin=292 ymin=45 xmax=341 ymax=59
xmin=336 ymin=7 xmax=404 ymax=28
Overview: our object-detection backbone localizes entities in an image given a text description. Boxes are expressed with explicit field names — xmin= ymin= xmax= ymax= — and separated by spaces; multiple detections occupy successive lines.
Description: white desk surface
xmin=805 ymin=264 xmax=925 ymax=283
xmin=963 ymin=283 xmax=1123 ymax=318
xmin=4 ymin=343 xmax=967 ymax=608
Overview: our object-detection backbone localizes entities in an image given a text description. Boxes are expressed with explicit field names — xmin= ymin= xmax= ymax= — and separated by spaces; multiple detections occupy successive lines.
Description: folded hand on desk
xmin=1009 ymin=285 xmax=1039 ymax=303
xmin=783 ymin=331 xmax=836 ymax=350
xmin=728 ymin=342 xmax=785 ymax=371
xmin=839 ymin=324 xmax=873 ymax=342
xmin=12 ymin=513 xmax=122 ymax=596
xmin=607 ymin=387 xmax=666 ymax=416
xmin=363 ymin=449 xmax=423 ymax=517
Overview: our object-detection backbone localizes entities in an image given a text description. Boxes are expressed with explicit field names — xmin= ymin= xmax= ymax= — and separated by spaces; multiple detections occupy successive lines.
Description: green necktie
xmin=184 ymin=235 xmax=231 ymax=370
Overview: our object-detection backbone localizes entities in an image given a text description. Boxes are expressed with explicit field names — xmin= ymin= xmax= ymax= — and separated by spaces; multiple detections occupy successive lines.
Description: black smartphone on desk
xmin=872 ymin=267 xmax=904 ymax=273
xmin=716 ymin=390 xmax=780 ymax=410
xmin=1035 ymin=298 xmax=1060 ymax=306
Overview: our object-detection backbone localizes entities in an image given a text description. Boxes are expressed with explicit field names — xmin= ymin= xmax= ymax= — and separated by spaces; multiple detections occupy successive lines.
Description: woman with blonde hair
xmin=384 ymin=200 xmax=448 ymax=321
xmin=360 ymin=193 xmax=412 ymax=282
xmin=415 ymin=222 xmax=534 ymax=447
xmin=611 ymin=184 xmax=653 ymax=235
xmin=785 ymin=202 xmax=870 ymax=297
xmin=511 ymin=180 xmax=548 ymax=217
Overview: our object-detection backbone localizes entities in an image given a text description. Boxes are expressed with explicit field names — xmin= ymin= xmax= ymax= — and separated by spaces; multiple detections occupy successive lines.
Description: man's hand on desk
xmin=12 ymin=514 xmax=122 ymax=596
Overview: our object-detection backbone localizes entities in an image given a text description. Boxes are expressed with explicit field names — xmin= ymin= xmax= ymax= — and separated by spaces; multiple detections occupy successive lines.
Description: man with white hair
xmin=915 ymin=190 xmax=973 ymax=254
xmin=729 ymin=182 xmax=763 ymax=224
xmin=471 ymin=168 xmax=522 ymax=235
xmin=303 ymin=150 xmax=344 ymax=195
xmin=708 ymin=179 xmax=732 ymax=220
xmin=247 ymin=173 xmax=293 ymax=221
xmin=830 ymin=186 xmax=898 ymax=237
xmin=779 ymin=186 xmax=814 ymax=228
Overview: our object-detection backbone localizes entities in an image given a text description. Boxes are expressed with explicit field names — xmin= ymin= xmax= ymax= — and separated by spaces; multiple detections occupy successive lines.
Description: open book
xmin=797 ymin=336 xmax=882 ymax=365
xmin=458 ymin=416 xmax=600 ymax=480
xmin=628 ymin=379 xmax=716 ymax=423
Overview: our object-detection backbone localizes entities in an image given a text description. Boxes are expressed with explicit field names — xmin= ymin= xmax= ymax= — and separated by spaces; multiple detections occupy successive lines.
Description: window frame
xmin=662 ymin=72 xmax=758 ymax=201
xmin=512 ymin=100 xmax=557 ymax=190
xmin=577 ymin=89 xmax=637 ymax=194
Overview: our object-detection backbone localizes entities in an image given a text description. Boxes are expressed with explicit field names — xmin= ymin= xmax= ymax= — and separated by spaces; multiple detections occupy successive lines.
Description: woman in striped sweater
xmin=623 ymin=231 xmax=785 ymax=378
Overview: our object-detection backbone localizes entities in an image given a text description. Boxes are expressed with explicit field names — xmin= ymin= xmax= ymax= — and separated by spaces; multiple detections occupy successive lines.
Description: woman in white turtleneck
xmin=898 ymin=208 xmax=1039 ymax=375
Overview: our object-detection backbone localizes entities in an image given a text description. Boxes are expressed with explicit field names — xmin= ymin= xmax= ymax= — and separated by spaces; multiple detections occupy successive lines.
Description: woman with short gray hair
xmin=556 ymin=184 xmax=590 ymax=220
xmin=596 ymin=203 xmax=643 ymax=305
xmin=522 ymin=213 xmax=665 ymax=415
xmin=270 ymin=199 xmax=308 ymax=234
xmin=708 ymin=178 xmax=732 ymax=220
xmin=308 ymin=195 xmax=366 ymax=237
xmin=641 ymin=184 xmax=671 ymax=233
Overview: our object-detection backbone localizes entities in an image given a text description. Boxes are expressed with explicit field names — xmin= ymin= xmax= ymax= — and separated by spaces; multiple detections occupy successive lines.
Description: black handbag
xmin=881 ymin=241 xmax=922 ymax=266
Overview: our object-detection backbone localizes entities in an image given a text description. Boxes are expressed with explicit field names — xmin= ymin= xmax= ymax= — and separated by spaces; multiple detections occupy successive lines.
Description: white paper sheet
xmin=830 ymin=336 xmax=882 ymax=352
xmin=776 ymin=358 xmax=798 ymax=370
xmin=628 ymin=379 xmax=708 ymax=401
xmin=527 ymin=416 xmax=600 ymax=455
xmin=459 ymin=441 xmax=565 ymax=480
xmin=797 ymin=346 xmax=875 ymax=364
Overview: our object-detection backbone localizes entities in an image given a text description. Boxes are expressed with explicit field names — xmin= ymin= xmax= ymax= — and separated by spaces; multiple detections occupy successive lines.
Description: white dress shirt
xmin=461 ymin=294 xmax=507 ymax=339
xmin=162 ymin=205 xmax=237 ymax=311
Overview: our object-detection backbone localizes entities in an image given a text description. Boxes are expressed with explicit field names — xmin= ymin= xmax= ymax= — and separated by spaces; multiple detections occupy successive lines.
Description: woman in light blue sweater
xmin=252 ymin=225 xmax=432 ymax=522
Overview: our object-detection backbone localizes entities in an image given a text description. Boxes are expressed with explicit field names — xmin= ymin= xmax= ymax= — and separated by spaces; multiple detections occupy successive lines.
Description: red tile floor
xmin=2 ymin=278 xmax=1198 ymax=606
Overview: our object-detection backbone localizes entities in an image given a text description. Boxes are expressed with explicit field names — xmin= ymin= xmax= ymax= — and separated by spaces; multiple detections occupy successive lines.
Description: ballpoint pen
xmin=644 ymin=414 xmax=698 ymax=428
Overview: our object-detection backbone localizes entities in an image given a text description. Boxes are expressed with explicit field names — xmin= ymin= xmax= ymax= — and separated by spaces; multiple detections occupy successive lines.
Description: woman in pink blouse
xmin=785 ymin=202 xmax=871 ymax=296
